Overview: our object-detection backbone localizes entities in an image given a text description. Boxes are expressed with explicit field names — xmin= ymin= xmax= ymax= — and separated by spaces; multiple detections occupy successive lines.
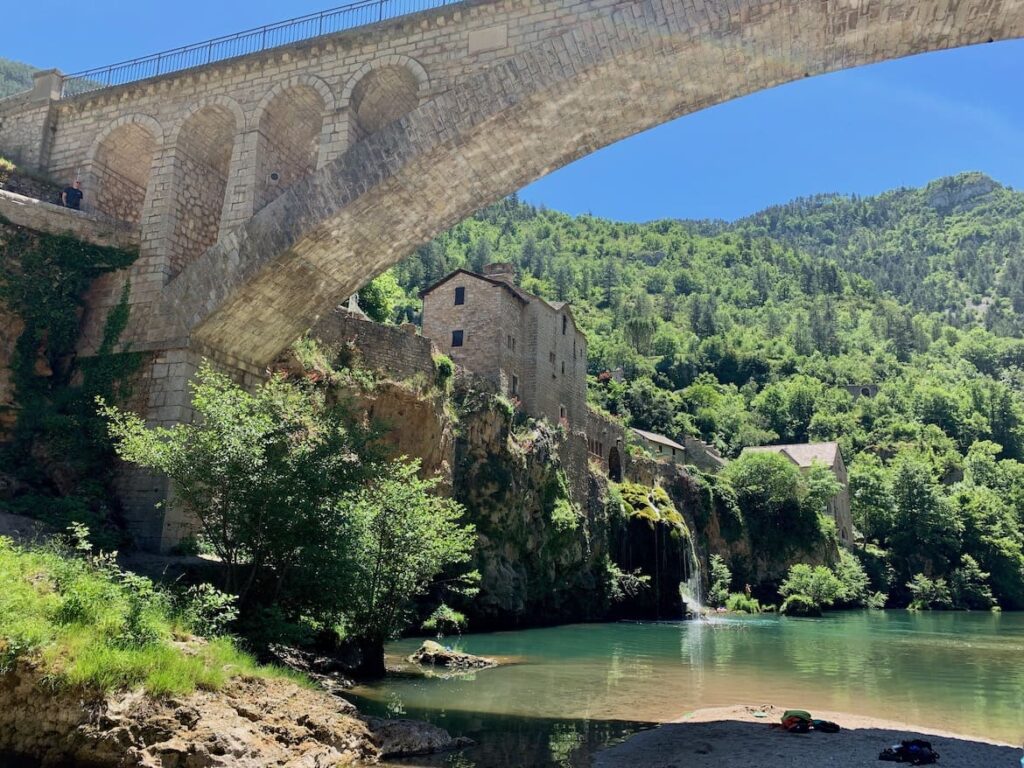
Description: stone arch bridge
xmin=2 ymin=0 xmax=1022 ymax=547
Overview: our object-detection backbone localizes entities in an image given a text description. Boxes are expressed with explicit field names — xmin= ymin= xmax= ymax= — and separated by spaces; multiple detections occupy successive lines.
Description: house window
xmin=452 ymin=330 xmax=464 ymax=347
xmin=454 ymin=286 xmax=465 ymax=305
xmin=549 ymin=352 xmax=556 ymax=365
xmin=560 ymin=405 xmax=567 ymax=420
xmin=561 ymin=361 xmax=565 ymax=376
xmin=562 ymin=315 xmax=567 ymax=335
xmin=511 ymin=374 xmax=519 ymax=395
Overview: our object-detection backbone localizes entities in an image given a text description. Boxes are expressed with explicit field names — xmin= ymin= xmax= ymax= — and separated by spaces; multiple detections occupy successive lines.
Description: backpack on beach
xmin=878 ymin=739 xmax=940 ymax=765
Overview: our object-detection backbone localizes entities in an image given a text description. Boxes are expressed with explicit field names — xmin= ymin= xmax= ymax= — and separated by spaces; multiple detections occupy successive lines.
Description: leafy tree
xmin=949 ymin=554 xmax=996 ymax=610
xmin=340 ymin=461 xmax=477 ymax=676
xmin=358 ymin=271 xmax=404 ymax=323
xmin=833 ymin=549 xmax=871 ymax=607
xmin=102 ymin=365 xmax=384 ymax=607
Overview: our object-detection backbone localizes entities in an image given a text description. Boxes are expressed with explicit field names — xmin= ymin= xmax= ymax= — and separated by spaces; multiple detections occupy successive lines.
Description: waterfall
xmin=680 ymin=534 xmax=705 ymax=620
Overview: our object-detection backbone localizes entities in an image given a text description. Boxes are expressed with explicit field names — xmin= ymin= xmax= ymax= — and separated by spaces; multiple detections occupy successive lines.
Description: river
xmin=350 ymin=611 xmax=1024 ymax=767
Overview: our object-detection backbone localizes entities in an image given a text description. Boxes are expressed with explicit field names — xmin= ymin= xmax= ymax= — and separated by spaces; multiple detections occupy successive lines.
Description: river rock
xmin=409 ymin=640 xmax=498 ymax=670
xmin=365 ymin=716 xmax=474 ymax=757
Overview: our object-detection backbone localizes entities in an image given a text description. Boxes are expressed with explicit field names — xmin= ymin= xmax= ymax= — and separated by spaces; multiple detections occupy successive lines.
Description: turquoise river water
xmin=350 ymin=612 xmax=1024 ymax=767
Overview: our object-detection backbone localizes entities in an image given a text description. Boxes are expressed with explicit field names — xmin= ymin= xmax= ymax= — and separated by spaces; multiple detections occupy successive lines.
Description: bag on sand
xmin=878 ymin=739 xmax=940 ymax=765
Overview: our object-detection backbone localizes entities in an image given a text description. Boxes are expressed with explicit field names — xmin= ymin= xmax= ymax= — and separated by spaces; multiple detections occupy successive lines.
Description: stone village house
xmin=740 ymin=441 xmax=854 ymax=545
xmin=420 ymin=263 xmax=588 ymax=430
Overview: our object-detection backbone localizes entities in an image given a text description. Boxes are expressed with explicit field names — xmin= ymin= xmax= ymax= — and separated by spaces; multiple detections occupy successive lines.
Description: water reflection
xmin=353 ymin=611 xmax=1024 ymax=761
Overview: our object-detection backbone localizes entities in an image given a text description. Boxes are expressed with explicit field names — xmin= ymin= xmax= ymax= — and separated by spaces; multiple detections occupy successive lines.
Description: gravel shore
xmin=595 ymin=704 xmax=1020 ymax=768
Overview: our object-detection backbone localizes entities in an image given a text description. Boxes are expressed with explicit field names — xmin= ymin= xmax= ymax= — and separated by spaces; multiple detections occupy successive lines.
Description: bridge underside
xmin=155 ymin=0 xmax=1024 ymax=369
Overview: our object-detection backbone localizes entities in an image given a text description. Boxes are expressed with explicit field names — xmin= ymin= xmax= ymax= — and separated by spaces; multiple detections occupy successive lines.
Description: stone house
xmin=632 ymin=428 xmax=686 ymax=464
xmin=631 ymin=428 xmax=727 ymax=474
xmin=740 ymin=441 xmax=853 ymax=545
xmin=420 ymin=263 xmax=587 ymax=430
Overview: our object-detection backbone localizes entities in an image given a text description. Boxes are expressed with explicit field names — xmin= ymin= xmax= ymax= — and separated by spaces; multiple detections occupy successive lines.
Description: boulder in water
xmin=409 ymin=640 xmax=498 ymax=670
xmin=365 ymin=716 xmax=473 ymax=757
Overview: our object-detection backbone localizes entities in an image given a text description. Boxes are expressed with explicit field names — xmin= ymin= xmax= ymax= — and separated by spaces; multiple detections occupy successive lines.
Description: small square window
xmin=452 ymin=330 xmax=464 ymax=347
xmin=454 ymin=286 xmax=465 ymax=305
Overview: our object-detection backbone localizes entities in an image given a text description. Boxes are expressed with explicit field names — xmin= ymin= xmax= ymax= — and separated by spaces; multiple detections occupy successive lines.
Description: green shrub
xmin=781 ymin=593 xmax=820 ymax=616
xmin=433 ymin=353 xmax=454 ymax=390
xmin=725 ymin=592 xmax=761 ymax=613
xmin=707 ymin=555 xmax=732 ymax=607
xmin=833 ymin=549 xmax=871 ymax=607
xmin=422 ymin=604 xmax=467 ymax=639
xmin=779 ymin=563 xmax=842 ymax=613
xmin=907 ymin=573 xmax=953 ymax=610
xmin=866 ymin=591 xmax=888 ymax=610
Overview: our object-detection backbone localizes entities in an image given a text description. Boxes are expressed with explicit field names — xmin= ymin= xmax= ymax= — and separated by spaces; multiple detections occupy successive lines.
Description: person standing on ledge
xmin=62 ymin=179 xmax=83 ymax=210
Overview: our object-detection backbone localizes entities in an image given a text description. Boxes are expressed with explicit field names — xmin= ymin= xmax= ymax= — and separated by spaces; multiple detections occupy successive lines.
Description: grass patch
xmin=0 ymin=534 xmax=297 ymax=696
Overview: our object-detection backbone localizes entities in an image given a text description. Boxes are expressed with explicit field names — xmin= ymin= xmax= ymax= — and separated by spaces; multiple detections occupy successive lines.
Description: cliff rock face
xmin=451 ymin=389 xmax=613 ymax=628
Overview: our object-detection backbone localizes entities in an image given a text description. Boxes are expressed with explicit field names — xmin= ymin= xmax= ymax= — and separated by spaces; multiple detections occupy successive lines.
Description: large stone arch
xmin=84 ymin=114 xmax=163 ymax=225
xmin=154 ymin=0 xmax=1024 ymax=367
xmin=165 ymin=96 xmax=246 ymax=276
xmin=252 ymin=76 xmax=334 ymax=213
xmin=340 ymin=55 xmax=430 ymax=144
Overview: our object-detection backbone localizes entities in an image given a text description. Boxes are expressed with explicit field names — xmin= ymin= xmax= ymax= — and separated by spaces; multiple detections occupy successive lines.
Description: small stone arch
xmin=167 ymin=96 xmax=245 ymax=275
xmin=252 ymin=76 xmax=333 ymax=212
xmin=84 ymin=114 xmax=163 ymax=224
xmin=340 ymin=55 xmax=429 ymax=142
xmin=608 ymin=446 xmax=623 ymax=483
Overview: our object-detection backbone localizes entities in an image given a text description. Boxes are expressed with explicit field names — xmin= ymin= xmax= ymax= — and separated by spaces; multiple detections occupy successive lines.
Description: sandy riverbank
xmin=595 ymin=705 xmax=1020 ymax=768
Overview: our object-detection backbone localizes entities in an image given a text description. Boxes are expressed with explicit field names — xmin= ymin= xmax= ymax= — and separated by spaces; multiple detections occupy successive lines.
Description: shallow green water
xmin=350 ymin=611 xmax=1024 ymax=767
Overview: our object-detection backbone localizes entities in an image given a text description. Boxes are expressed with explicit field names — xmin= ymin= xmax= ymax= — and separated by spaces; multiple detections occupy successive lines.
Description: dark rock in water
xmin=409 ymin=640 xmax=498 ymax=670
xmin=365 ymin=716 xmax=473 ymax=757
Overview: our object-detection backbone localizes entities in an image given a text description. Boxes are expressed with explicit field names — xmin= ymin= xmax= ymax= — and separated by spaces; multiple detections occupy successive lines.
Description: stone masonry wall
xmin=311 ymin=307 xmax=437 ymax=382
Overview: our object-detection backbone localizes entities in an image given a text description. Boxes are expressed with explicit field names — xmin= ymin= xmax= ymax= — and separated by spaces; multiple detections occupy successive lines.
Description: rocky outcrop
xmin=0 ymin=664 xmax=378 ymax=767
xmin=408 ymin=640 xmax=498 ymax=671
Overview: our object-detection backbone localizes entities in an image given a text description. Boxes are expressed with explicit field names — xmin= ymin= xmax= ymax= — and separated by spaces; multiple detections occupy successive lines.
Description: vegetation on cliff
xmin=381 ymin=175 xmax=1024 ymax=609
xmin=0 ymin=217 xmax=139 ymax=545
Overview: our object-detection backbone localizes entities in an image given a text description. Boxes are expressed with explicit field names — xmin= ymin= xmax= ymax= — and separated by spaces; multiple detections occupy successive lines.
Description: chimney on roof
xmin=482 ymin=262 xmax=517 ymax=285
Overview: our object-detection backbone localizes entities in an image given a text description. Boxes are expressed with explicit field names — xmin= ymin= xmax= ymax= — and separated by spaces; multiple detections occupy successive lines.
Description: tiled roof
xmin=741 ymin=441 xmax=840 ymax=467
xmin=632 ymin=427 xmax=685 ymax=452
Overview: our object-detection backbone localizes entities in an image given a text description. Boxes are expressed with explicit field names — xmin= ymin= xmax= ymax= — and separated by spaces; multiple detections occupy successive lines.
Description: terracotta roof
xmin=632 ymin=428 xmax=685 ymax=452
xmin=741 ymin=441 xmax=841 ymax=467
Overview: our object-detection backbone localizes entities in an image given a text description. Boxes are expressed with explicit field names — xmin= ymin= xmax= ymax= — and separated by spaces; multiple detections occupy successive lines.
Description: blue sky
xmin=6 ymin=2 xmax=1023 ymax=222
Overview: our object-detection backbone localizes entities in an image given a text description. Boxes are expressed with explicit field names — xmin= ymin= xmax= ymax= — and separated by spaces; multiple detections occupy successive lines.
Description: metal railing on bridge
xmin=60 ymin=0 xmax=460 ymax=99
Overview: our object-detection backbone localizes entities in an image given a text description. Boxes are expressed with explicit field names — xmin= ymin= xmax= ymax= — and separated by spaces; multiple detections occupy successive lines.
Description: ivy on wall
xmin=0 ymin=215 xmax=141 ymax=543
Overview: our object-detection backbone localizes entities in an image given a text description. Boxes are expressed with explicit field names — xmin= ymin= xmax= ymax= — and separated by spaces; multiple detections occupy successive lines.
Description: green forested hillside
xmin=0 ymin=57 xmax=36 ymax=99
xmin=383 ymin=172 xmax=1024 ymax=608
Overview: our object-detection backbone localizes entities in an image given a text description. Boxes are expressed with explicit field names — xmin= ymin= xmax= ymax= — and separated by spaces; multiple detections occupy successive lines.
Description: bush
xmin=950 ymin=555 xmax=997 ymax=610
xmin=725 ymin=592 xmax=761 ymax=613
xmin=707 ymin=555 xmax=732 ymax=607
xmin=422 ymin=604 xmax=467 ymax=639
xmin=833 ymin=549 xmax=871 ymax=607
xmin=433 ymin=353 xmax=455 ymax=390
xmin=781 ymin=593 xmax=820 ymax=616
xmin=779 ymin=563 xmax=842 ymax=613
xmin=906 ymin=573 xmax=953 ymax=610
